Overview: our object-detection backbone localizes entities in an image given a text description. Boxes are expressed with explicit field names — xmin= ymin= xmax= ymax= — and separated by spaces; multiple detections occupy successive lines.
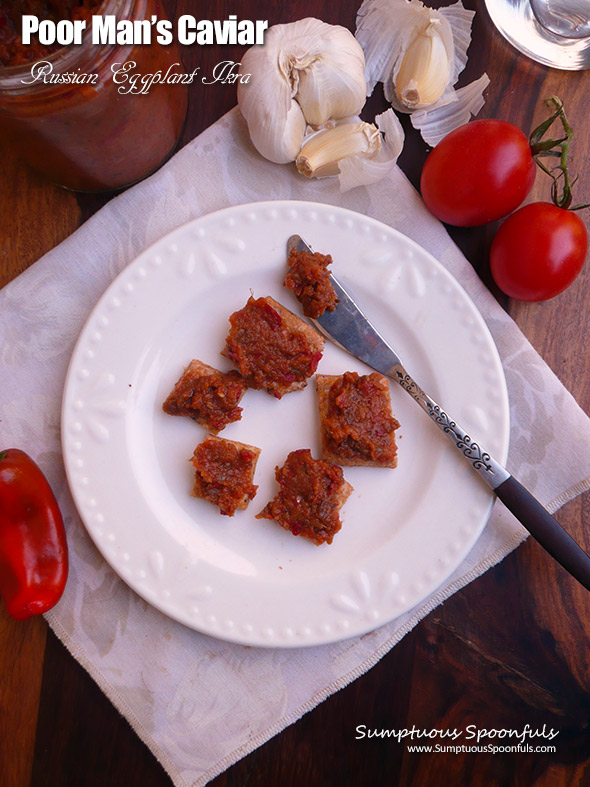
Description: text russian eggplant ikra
xmin=20 ymin=61 xmax=250 ymax=94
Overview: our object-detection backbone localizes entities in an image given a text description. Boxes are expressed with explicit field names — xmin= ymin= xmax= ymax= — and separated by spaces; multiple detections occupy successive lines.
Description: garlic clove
xmin=238 ymin=18 xmax=367 ymax=164
xmin=355 ymin=0 xmax=470 ymax=112
xmin=395 ymin=21 xmax=451 ymax=110
xmin=356 ymin=0 xmax=488 ymax=144
xmin=410 ymin=73 xmax=490 ymax=146
xmin=296 ymin=122 xmax=381 ymax=178
xmin=356 ymin=0 xmax=450 ymax=98
xmin=373 ymin=3 xmax=455 ymax=114
xmin=295 ymin=109 xmax=404 ymax=192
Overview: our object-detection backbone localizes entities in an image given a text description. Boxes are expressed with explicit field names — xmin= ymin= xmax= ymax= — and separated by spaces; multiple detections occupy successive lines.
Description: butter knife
xmin=288 ymin=234 xmax=590 ymax=591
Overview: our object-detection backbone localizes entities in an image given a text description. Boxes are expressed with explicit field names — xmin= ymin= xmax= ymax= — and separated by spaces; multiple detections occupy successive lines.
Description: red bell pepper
xmin=0 ymin=448 xmax=68 ymax=620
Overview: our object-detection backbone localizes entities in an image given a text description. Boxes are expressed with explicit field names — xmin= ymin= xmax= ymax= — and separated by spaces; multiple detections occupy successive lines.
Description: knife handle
xmin=495 ymin=476 xmax=590 ymax=590
xmin=392 ymin=364 xmax=510 ymax=488
xmin=392 ymin=364 xmax=590 ymax=592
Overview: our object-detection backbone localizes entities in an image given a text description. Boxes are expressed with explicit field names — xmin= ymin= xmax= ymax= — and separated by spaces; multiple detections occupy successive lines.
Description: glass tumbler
xmin=484 ymin=0 xmax=590 ymax=69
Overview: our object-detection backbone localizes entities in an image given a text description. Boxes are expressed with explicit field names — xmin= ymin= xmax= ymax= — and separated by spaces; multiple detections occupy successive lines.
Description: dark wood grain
xmin=0 ymin=141 xmax=81 ymax=287
xmin=1 ymin=1 xmax=590 ymax=786
xmin=0 ymin=615 xmax=46 ymax=787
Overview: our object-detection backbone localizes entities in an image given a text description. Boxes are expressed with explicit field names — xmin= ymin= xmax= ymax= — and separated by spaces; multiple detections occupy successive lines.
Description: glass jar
xmin=0 ymin=0 xmax=188 ymax=192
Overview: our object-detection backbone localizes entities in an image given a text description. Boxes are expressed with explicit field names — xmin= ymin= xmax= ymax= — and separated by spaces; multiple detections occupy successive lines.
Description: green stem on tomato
xmin=529 ymin=96 xmax=589 ymax=211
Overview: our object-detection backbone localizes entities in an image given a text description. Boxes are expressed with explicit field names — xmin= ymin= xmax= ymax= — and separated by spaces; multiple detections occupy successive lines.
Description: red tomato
xmin=490 ymin=203 xmax=587 ymax=301
xmin=420 ymin=120 xmax=536 ymax=226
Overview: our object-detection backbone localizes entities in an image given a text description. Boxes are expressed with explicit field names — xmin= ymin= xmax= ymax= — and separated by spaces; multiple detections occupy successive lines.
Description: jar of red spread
xmin=0 ymin=0 xmax=188 ymax=191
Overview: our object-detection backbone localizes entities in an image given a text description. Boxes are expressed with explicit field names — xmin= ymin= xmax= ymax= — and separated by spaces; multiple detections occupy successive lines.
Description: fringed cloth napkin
xmin=1 ymin=108 xmax=589 ymax=786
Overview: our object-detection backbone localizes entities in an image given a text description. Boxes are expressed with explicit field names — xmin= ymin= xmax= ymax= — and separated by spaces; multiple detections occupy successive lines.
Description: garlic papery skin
xmin=338 ymin=109 xmax=405 ymax=191
xmin=410 ymin=72 xmax=490 ymax=146
xmin=238 ymin=18 xmax=367 ymax=164
xmin=296 ymin=122 xmax=382 ymax=178
xmin=395 ymin=21 xmax=451 ymax=110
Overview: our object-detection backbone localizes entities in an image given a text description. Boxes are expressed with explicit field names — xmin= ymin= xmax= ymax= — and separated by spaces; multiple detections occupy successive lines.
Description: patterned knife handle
xmin=391 ymin=363 xmax=510 ymax=489
xmin=389 ymin=363 xmax=590 ymax=591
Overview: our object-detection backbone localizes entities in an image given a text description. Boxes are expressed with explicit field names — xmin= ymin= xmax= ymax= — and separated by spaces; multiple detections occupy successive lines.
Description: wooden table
xmin=1 ymin=2 xmax=589 ymax=785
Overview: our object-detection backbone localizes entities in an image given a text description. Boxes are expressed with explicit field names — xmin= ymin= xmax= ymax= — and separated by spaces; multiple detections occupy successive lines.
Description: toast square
xmin=316 ymin=372 xmax=399 ymax=468
xmin=257 ymin=449 xmax=352 ymax=545
xmin=163 ymin=359 xmax=247 ymax=433
xmin=191 ymin=435 xmax=260 ymax=516
xmin=223 ymin=295 xmax=324 ymax=398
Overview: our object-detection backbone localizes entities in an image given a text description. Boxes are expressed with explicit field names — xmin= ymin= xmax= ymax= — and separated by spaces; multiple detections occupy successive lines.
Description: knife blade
xmin=287 ymin=234 xmax=590 ymax=591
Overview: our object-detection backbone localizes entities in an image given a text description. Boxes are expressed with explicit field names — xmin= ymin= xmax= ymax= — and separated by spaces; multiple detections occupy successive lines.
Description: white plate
xmin=62 ymin=201 xmax=509 ymax=647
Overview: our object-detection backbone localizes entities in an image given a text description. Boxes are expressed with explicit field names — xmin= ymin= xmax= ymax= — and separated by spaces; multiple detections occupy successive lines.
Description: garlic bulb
xmin=355 ymin=0 xmax=489 ymax=145
xmin=296 ymin=109 xmax=405 ymax=192
xmin=238 ymin=18 xmax=367 ymax=164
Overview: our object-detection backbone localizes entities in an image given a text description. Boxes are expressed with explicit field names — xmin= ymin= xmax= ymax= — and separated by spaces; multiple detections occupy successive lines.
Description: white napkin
xmin=1 ymin=108 xmax=589 ymax=787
